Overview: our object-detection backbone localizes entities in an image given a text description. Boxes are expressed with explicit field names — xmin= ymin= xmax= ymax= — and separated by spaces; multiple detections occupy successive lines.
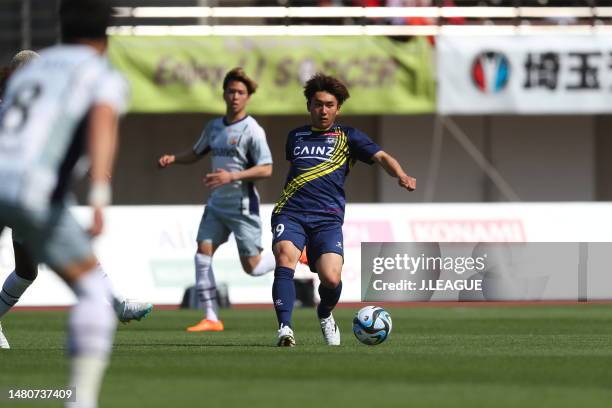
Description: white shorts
xmin=196 ymin=206 xmax=263 ymax=257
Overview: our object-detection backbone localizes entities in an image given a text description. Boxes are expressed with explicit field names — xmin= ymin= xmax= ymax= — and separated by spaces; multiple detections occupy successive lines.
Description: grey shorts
xmin=0 ymin=201 xmax=93 ymax=272
xmin=196 ymin=206 xmax=263 ymax=257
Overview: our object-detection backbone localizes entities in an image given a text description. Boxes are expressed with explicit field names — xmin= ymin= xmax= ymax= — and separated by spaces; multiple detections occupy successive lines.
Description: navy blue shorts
xmin=271 ymin=212 xmax=344 ymax=272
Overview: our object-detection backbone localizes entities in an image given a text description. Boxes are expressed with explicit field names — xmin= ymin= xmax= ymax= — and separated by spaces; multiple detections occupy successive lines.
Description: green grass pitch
xmin=1 ymin=305 xmax=612 ymax=407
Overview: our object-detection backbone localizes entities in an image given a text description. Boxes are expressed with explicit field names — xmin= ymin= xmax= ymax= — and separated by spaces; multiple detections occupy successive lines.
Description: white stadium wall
xmin=3 ymin=203 xmax=612 ymax=307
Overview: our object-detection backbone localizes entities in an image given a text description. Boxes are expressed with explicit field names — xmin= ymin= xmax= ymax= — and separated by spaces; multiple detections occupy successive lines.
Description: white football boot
xmin=0 ymin=322 xmax=10 ymax=349
xmin=115 ymin=300 xmax=153 ymax=323
xmin=319 ymin=314 xmax=340 ymax=346
xmin=277 ymin=324 xmax=296 ymax=347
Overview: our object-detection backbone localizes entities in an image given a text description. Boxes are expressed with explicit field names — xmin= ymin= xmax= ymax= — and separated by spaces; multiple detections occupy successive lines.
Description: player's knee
xmin=274 ymin=249 xmax=299 ymax=268
xmin=273 ymin=241 xmax=301 ymax=266
xmin=196 ymin=242 xmax=214 ymax=256
xmin=56 ymin=256 xmax=99 ymax=285
xmin=239 ymin=255 xmax=257 ymax=275
xmin=196 ymin=247 xmax=213 ymax=256
xmin=242 ymin=264 xmax=256 ymax=275
xmin=320 ymin=274 xmax=341 ymax=289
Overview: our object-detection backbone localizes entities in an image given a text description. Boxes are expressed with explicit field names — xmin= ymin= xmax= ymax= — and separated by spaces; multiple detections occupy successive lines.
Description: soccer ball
xmin=352 ymin=306 xmax=392 ymax=346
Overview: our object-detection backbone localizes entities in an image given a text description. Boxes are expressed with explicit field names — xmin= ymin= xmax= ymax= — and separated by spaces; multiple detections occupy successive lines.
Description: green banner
xmin=109 ymin=36 xmax=435 ymax=114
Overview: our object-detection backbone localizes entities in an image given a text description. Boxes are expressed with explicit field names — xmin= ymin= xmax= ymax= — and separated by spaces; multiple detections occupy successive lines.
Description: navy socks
xmin=272 ymin=266 xmax=295 ymax=328
xmin=317 ymin=281 xmax=342 ymax=319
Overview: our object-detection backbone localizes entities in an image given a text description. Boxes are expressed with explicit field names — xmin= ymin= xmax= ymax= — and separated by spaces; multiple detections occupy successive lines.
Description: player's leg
xmin=0 ymin=234 xmax=38 ymax=349
xmin=0 ymin=238 xmax=37 ymax=319
xmin=0 ymin=227 xmax=7 ymax=349
xmin=0 ymin=227 xmax=5 ymax=348
xmin=61 ymin=257 xmax=116 ymax=408
xmin=271 ymin=213 xmax=306 ymax=346
xmin=231 ymin=212 xmax=275 ymax=276
xmin=58 ymin=210 xmax=152 ymax=323
xmin=93 ymin=262 xmax=153 ymax=323
xmin=22 ymin=206 xmax=116 ymax=408
xmin=3 ymin=231 xmax=151 ymax=328
xmin=187 ymin=207 xmax=229 ymax=332
xmin=315 ymin=254 xmax=343 ymax=346
xmin=308 ymin=220 xmax=344 ymax=346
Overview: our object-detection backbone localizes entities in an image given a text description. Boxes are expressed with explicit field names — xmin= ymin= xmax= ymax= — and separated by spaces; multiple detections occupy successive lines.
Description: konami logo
xmin=410 ymin=219 xmax=526 ymax=242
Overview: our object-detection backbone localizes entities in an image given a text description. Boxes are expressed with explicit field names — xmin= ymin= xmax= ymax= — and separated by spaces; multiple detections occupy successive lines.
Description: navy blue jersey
xmin=273 ymin=124 xmax=381 ymax=220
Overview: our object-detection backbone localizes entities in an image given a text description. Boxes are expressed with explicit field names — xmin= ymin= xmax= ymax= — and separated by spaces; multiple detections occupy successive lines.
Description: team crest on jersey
xmin=325 ymin=137 xmax=335 ymax=144
xmin=323 ymin=131 xmax=340 ymax=137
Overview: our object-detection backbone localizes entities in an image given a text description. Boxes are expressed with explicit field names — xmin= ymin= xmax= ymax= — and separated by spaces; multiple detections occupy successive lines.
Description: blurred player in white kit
xmin=0 ymin=50 xmax=152 ymax=351
xmin=0 ymin=1 xmax=130 ymax=406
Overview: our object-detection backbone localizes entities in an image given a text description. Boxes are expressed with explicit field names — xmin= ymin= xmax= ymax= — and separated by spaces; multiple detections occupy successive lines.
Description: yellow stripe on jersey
xmin=273 ymin=129 xmax=349 ymax=214
xmin=273 ymin=131 xmax=349 ymax=213
xmin=273 ymin=142 xmax=347 ymax=214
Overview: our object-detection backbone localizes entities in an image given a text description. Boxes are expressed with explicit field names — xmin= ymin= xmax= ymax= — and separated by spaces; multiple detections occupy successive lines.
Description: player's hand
xmin=204 ymin=168 xmax=234 ymax=189
xmin=158 ymin=154 xmax=175 ymax=168
xmin=399 ymin=174 xmax=416 ymax=191
xmin=88 ymin=207 xmax=104 ymax=237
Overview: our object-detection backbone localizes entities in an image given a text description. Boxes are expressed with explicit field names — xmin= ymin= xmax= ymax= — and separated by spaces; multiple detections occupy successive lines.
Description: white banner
xmin=438 ymin=34 xmax=612 ymax=114
xmin=3 ymin=203 xmax=612 ymax=306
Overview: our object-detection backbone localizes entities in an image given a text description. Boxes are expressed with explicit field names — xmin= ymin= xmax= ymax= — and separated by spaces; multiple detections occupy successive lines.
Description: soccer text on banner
xmin=109 ymin=36 xmax=435 ymax=114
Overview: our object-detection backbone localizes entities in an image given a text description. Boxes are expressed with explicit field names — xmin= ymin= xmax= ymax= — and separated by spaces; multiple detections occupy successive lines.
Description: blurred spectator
xmin=385 ymin=0 xmax=464 ymax=26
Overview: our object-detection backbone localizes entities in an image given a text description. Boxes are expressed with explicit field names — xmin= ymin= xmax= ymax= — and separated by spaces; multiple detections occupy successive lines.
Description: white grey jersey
xmin=193 ymin=115 xmax=272 ymax=215
xmin=0 ymin=45 xmax=129 ymax=211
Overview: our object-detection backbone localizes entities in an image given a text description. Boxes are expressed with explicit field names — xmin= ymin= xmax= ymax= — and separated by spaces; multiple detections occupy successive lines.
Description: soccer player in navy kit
xmin=272 ymin=73 xmax=416 ymax=346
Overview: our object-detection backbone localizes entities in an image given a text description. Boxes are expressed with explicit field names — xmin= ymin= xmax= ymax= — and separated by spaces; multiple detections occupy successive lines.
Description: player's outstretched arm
xmin=87 ymin=103 xmax=119 ymax=236
xmin=158 ymin=149 xmax=201 ymax=168
xmin=204 ymin=164 xmax=272 ymax=189
xmin=372 ymin=150 xmax=416 ymax=192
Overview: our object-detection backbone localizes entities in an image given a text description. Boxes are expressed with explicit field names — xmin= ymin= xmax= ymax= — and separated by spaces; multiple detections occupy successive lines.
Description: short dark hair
xmin=223 ymin=68 xmax=257 ymax=95
xmin=60 ymin=0 xmax=112 ymax=43
xmin=304 ymin=73 xmax=350 ymax=107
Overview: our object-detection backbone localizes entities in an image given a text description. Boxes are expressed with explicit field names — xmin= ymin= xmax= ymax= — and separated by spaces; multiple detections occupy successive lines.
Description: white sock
xmin=250 ymin=251 xmax=275 ymax=277
xmin=67 ymin=270 xmax=117 ymax=408
xmin=0 ymin=271 xmax=34 ymax=319
xmin=65 ymin=356 xmax=108 ymax=408
xmin=92 ymin=263 xmax=126 ymax=312
xmin=194 ymin=253 xmax=219 ymax=321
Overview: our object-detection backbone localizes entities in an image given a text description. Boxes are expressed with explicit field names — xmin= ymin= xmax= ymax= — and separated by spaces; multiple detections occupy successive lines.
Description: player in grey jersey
xmin=0 ymin=1 xmax=126 ymax=407
xmin=0 ymin=50 xmax=152 ymax=352
xmin=158 ymin=68 xmax=275 ymax=332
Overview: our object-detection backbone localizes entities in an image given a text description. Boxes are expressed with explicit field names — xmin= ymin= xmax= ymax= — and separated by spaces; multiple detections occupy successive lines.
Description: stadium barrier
xmin=2 ymin=202 xmax=612 ymax=306
xmin=438 ymin=34 xmax=612 ymax=114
